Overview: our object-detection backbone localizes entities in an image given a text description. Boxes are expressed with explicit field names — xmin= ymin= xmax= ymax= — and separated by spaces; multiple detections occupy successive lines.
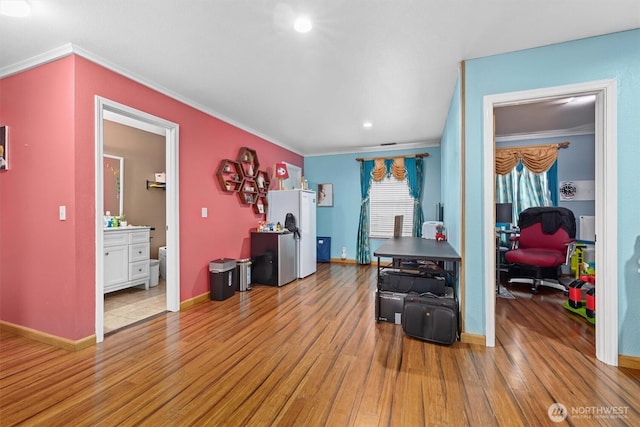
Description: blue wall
xmin=497 ymin=134 xmax=596 ymax=237
xmin=459 ymin=29 xmax=640 ymax=355
xmin=304 ymin=146 xmax=441 ymax=261
xmin=440 ymin=74 xmax=462 ymax=253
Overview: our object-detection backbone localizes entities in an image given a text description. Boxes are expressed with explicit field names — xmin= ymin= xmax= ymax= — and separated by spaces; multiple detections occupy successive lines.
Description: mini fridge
xmin=250 ymin=231 xmax=296 ymax=286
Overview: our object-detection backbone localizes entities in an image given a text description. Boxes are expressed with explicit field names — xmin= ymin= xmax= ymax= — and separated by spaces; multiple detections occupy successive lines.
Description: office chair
xmin=504 ymin=207 xmax=576 ymax=293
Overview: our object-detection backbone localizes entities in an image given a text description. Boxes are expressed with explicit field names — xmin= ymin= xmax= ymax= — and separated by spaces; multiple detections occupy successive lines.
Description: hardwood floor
xmin=1 ymin=264 xmax=638 ymax=426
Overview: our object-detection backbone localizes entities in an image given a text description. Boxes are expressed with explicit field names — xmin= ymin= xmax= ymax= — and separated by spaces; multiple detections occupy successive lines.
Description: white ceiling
xmin=1 ymin=1 xmax=639 ymax=155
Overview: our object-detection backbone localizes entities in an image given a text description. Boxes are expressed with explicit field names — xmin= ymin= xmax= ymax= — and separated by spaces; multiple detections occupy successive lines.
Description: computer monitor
xmin=496 ymin=203 xmax=513 ymax=226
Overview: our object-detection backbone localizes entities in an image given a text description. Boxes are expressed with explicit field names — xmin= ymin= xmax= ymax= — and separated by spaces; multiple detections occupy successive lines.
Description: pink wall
xmin=0 ymin=55 xmax=303 ymax=341
xmin=0 ymin=57 xmax=81 ymax=339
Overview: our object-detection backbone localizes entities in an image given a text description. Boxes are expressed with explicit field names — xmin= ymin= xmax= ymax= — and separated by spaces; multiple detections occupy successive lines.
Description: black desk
xmin=374 ymin=237 xmax=461 ymax=263
xmin=373 ymin=237 xmax=461 ymax=325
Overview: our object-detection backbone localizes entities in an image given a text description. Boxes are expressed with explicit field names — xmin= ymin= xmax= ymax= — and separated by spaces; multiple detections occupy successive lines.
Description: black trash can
xmin=317 ymin=237 xmax=331 ymax=262
xmin=209 ymin=258 xmax=237 ymax=301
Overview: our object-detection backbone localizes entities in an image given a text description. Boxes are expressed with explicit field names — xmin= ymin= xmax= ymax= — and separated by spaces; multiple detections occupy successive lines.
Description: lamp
xmin=274 ymin=162 xmax=289 ymax=190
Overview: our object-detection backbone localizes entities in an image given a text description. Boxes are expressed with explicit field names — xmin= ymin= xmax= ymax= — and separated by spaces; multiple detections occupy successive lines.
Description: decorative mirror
xmin=104 ymin=154 xmax=124 ymax=216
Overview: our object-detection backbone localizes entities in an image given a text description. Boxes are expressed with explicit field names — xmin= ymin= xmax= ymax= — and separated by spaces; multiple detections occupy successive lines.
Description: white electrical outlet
xmin=59 ymin=205 xmax=66 ymax=221
xmin=201 ymin=207 xmax=208 ymax=218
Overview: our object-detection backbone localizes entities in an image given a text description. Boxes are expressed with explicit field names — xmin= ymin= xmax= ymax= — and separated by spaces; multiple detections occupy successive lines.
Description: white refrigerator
xmin=267 ymin=189 xmax=317 ymax=278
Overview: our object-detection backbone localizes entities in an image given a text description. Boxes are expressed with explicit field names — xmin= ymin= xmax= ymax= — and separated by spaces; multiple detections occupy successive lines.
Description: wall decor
xmin=0 ymin=125 xmax=7 ymax=171
xmin=216 ymin=147 xmax=270 ymax=215
xmin=318 ymin=183 xmax=333 ymax=207
xmin=559 ymin=180 xmax=595 ymax=201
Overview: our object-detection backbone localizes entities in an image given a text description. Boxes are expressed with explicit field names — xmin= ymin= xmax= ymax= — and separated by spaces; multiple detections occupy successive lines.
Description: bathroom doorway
xmin=95 ymin=97 xmax=180 ymax=343
xmin=103 ymin=118 xmax=166 ymax=333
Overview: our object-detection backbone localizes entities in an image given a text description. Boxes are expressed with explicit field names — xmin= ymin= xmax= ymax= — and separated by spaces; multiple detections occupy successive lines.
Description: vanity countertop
xmin=104 ymin=225 xmax=151 ymax=231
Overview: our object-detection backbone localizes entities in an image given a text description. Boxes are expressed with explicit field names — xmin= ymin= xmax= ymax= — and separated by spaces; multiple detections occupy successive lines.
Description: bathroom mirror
xmin=104 ymin=154 xmax=124 ymax=217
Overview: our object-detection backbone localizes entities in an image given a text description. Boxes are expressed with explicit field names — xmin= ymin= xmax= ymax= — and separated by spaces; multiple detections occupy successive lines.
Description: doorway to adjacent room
xmin=482 ymin=79 xmax=618 ymax=366
xmin=95 ymin=97 xmax=180 ymax=343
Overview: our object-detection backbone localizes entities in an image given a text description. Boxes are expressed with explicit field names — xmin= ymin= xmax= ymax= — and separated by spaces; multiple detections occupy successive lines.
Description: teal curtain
xmin=547 ymin=162 xmax=559 ymax=205
xmin=496 ymin=161 xmax=554 ymax=226
xmin=356 ymin=160 xmax=374 ymax=264
xmin=405 ymin=157 xmax=424 ymax=237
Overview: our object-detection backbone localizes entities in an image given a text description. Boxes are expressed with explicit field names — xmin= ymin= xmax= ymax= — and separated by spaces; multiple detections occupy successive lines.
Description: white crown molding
xmin=0 ymin=43 xmax=74 ymax=78
xmin=304 ymin=138 xmax=441 ymax=158
xmin=1 ymin=43 xmax=303 ymax=156
xmin=495 ymin=123 xmax=595 ymax=142
xmin=2 ymin=43 xmax=440 ymax=158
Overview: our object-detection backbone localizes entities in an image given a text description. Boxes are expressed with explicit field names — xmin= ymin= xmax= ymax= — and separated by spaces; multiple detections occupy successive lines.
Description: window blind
xmin=369 ymin=176 xmax=414 ymax=238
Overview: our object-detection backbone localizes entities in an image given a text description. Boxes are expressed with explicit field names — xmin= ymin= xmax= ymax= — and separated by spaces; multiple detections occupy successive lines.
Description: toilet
xmin=159 ymin=246 xmax=167 ymax=279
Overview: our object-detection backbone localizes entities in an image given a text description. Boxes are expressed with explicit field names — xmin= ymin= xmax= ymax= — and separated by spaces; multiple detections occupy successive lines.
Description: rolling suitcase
xmin=402 ymin=290 xmax=458 ymax=345
xmin=379 ymin=270 xmax=446 ymax=295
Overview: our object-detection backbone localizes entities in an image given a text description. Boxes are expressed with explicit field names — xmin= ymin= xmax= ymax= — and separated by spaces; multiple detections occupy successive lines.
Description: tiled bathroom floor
xmin=104 ymin=279 xmax=167 ymax=334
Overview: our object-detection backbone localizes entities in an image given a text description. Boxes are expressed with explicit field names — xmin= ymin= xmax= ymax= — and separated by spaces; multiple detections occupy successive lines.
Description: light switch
xmin=59 ymin=205 xmax=66 ymax=221
xmin=201 ymin=207 xmax=208 ymax=218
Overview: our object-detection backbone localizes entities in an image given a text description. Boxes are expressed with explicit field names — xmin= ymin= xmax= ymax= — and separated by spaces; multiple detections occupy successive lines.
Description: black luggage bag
xmin=379 ymin=270 xmax=446 ymax=296
xmin=402 ymin=292 xmax=459 ymax=345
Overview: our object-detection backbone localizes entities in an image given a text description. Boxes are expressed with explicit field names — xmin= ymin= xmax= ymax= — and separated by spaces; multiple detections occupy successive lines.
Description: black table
xmin=373 ymin=237 xmax=461 ymax=325
xmin=374 ymin=237 xmax=461 ymax=263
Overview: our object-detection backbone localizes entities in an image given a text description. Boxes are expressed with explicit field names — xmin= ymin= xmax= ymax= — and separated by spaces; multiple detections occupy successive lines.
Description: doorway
xmin=95 ymin=97 xmax=180 ymax=343
xmin=482 ymin=80 xmax=618 ymax=366
xmin=103 ymin=118 xmax=166 ymax=333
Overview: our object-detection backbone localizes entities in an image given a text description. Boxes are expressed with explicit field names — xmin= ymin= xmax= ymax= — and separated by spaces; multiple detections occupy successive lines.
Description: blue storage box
xmin=317 ymin=237 xmax=331 ymax=262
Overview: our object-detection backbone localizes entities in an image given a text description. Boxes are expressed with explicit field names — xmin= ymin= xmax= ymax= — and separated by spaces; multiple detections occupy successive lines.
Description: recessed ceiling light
xmin=363 ymin=121 xmax=373 ymax=129
xmin=294 ymin=15 xmax=312 ymax=33
xmin=0 ymin=0 xmax=31 ymax=17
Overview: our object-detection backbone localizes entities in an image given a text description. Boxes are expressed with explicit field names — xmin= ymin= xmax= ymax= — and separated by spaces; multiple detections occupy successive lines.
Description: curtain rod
xmin=497 ymin=141 xmax=570 ymax=151
xmin=355 ymin=152 xmax=429 ymax=162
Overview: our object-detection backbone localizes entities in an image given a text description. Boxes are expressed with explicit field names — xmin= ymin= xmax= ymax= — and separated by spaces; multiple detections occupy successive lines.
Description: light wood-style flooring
xmin=1 ymin=263 xmax=639 ymax=426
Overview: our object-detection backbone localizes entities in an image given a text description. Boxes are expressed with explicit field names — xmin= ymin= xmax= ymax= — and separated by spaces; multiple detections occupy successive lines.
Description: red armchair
xmin=505 ymin=207 xmax=576 ymax=293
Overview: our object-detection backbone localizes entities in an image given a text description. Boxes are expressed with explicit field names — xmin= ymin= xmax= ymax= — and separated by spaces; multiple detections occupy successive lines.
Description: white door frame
xmin=482 ymin=79 xmax=618 ymax=366
xmin=95 ymin=96 xmax=180 ymax=343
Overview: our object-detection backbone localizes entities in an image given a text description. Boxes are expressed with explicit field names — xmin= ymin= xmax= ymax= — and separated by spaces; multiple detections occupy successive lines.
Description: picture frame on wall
xmin=317 ymin=183 xmax=333 ymax=207
xmin=0 ymin=126 xmax=7 ymax=171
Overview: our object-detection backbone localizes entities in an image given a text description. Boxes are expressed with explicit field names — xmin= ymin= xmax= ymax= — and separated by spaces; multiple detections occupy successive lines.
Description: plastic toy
xmin=563 ymin=265 xmax=596 ymax=325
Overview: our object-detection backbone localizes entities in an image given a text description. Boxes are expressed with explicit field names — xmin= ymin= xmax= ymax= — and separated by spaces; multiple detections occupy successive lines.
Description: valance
xmin=495 ymin=142 xmax=569 ymax=175
xmin=356 ymin=152 xmax=428 ymax=182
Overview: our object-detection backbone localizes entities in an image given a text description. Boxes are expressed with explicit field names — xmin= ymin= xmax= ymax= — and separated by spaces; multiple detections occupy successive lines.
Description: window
xmin=369 ymin=175 xmax=414 ymax=238
xmin=496 ymin=162 xmax=556 ymax=216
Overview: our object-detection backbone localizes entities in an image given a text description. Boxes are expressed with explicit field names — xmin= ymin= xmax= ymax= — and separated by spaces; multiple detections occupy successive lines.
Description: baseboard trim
xmin=180 ymin=292 xmax=211 ymax=311
xmin=461 ymin=332 xmax=486 ymax=346
xmin=329 ymin=258 xmax=370 ymax=265
xmin=0 ymin=321 xmax=95 ymax=351
xmin=619 ymin=354 xmax=640 ymax=370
